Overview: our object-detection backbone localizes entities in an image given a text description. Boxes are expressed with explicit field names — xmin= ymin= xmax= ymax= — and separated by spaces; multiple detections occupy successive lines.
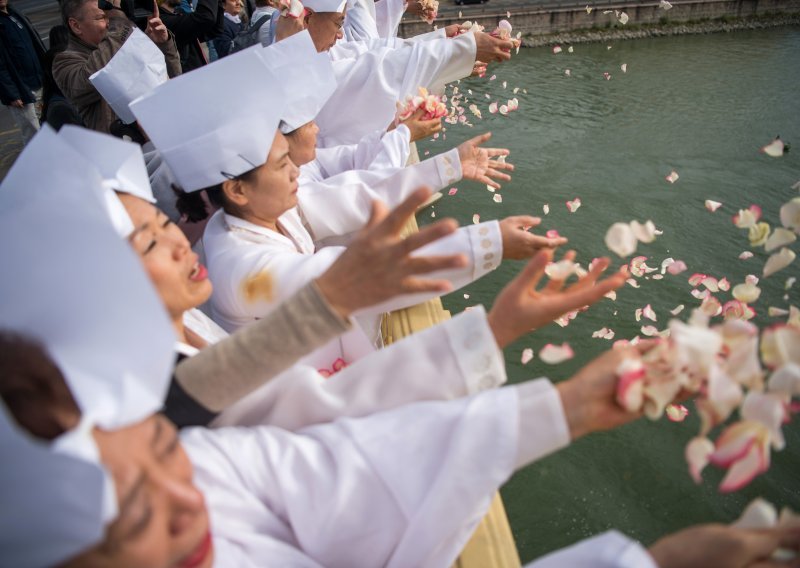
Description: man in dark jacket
xmin=159 ymin=0 xmax=223 ymax=72
xmin=0 ymin=0 xmax=46 ymax=144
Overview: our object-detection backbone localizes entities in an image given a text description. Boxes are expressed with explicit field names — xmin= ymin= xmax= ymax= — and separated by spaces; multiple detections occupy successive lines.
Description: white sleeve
xmin=207 ymin=241 xmax=345 ymax=332
xmin=213 ymin=305 xmax=507 ymax=429
xmin=343 ymin=0 xmax=380 ymax=42
xmin=357 ymin=221 xmax=503 ymax=316
xmin=525 ymin=531 xmax=659 ymax=568
xmin=318 ymin=32 xmax=477 ymax=146
xmin=311 ymin=126 xmax=410 ymax=179
xmin=374 ymin=0 xmax=405 ymax=38
xmin=299 ymin=147 xmax=462 ymax=241
xmin=184 ymin=386 xmax=521 ymax=568
xmin=405 ymin=28 xmax=447 ymax=42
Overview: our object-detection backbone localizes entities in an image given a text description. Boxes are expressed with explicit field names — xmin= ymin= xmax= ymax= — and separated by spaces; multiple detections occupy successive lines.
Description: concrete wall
xmin=399 ymin=0 xmax=800 ymax=37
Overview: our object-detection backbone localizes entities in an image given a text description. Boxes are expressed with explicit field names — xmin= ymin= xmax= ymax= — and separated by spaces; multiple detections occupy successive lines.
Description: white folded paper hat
xmin=303 ymin=0 xmax=346 ymax=13
xmin=90 ymin=28 xmax=169 ymax=125
xmin=130 ymin=49 xmax=287 ymax=192
xmin=58 ymin=125 xmax=157 ymax=237
xmin=259 ymin=31 xmax=337 ymax=133
xmin=0 ymin=129 xmax=176 ymax=565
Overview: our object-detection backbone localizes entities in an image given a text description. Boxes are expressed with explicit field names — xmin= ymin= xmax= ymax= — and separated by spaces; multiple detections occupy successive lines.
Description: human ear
xmin=221 ymin=178 xmax=249 ymax=208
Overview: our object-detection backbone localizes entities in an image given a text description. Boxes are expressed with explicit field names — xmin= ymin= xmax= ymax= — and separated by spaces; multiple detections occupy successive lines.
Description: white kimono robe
xmin=375 ymin=0 xmax=406 ymax=39
xmin=180 ymin=305 xmax=507 ymax=429
xmin=183 ymin=376 xmax=573 ymax=567
xmin=203 ymin=205 xmax=502 ymax=371
xmin=299 ymin=125 xmax=411 ymax=186
xmin=318 ymin=31 xmax=476 ymax=147
xmin=343 ymin=0 xmax=380 ymax=42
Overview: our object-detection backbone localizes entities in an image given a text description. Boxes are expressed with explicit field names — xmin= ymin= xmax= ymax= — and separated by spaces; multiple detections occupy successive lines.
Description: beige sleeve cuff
xmin=174 ymin=281 xmax=351 ymax=412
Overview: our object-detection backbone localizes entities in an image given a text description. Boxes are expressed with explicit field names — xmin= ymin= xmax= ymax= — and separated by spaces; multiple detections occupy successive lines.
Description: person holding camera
xmin=53 ymin=0 xmax=181 ymax=133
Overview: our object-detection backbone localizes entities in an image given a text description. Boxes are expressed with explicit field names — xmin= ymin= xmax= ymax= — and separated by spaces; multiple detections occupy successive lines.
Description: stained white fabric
xmin=317 ymin=31 xmax=476 ymax=147
xmin=212 ymin=306 xmax=506 ymax=428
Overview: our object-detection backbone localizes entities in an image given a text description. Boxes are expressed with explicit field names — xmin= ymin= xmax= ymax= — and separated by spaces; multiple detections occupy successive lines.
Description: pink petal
xmin=688 ymin=272 xmax=708 ymax=287
xmin=545 ymin=229 xmax=560 ymax=238
xmin=741 ymin=391 xmax=787 ymax=450
xmin=539 ymin=342 xmax=574 ymax=364
xmin=718 ymin=441 xmax=769 ymax=493
xmin=603 ymin=72 xmax=611 ymax=80
xmin=641 ymin=325 xmax=659 ymax=336
xmin=488 ymin=102 xmax=498 ymax=114
xmin=493 ymin=194 xmax=503 ymax=203
xmin=767 ymin=363 xmax=800 ymax=396
xmin=566 ymin=198 xmax=582 ymax=213
xmin=705 ymin=199 xmax=722 ymax=212
xmin=521 ymin=347 xmax=534 ymax=365
xmin=448 ymin=187 xmax=458 ymax=196
xmin=552 ymin=45 xmax=562 ymax=54
xmin=642 ymin=304 xmax=657 ymax=321
xmin=710 ymin=421 xmax=760 ymax=467
xmin=718 ymin=277 xmax=731 ymax=291
xmin=665 ymin=170 xmax=679 ymax=184
xmin=740 ymin=251 xmax=754 ymax=260
xmin=615 ymin=358 xmax=646 ymax=412
xmin=667 ymin=260 xmax=688 ymax=275
xmin=700 ymin=296 xmax=722 ymax=317
xmin=686 ymin=436 xmax=714 ymax=483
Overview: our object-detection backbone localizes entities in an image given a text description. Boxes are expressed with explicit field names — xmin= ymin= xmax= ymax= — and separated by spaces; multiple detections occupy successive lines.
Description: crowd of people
xmin=1 ymin=0 xmax=799 ymax=566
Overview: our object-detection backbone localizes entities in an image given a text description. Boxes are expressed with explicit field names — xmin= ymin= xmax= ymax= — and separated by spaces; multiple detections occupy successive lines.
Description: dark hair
xmin=174 ymin=166 xmax=260 ymax=222
xmin=0 ymin=332 xmax=81 ymax=441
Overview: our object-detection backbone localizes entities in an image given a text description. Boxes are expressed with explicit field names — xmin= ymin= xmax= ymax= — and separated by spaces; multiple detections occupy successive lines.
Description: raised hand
xmin=649 ymin=523 xmax=800 ymax=568
xmin=398 ymin=107 xmax=442 ymax=142
xmin=474 ymin=31 xmax=514 ymax=63
xmin=457 ymin=132 xmax=514 ymax=189
xmin=499 ymin=216 xmax=567 ymax=260
xmin=315 ymin=187 xmax=468 ymax=318
xmin=145 ymin=2 xmax=169 ymax=44
xmin=487 ymin=249 xmax=627 ymax=348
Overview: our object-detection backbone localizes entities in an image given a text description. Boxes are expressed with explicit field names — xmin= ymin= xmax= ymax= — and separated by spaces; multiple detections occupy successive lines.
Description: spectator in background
xmin=53 ymin=0 xmax=180 ymax=133
xmin=159 ymin=0 xmax=223 ymax=71
xmin=40 ymin=25 xmax=83 ymax=130
xmin=0 ymin=0 xmax=45 ymax=144
xmin=250 ymin=0 xmax=275 ymax=46
xmin=211 ymin=0 xmax=242 ymax=58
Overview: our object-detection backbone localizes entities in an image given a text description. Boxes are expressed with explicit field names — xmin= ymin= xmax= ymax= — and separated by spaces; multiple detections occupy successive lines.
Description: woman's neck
xmin=173 ymin=314 xmax=208 ymax=350
xmin=236 ymin=210 xmax=280 ymax=233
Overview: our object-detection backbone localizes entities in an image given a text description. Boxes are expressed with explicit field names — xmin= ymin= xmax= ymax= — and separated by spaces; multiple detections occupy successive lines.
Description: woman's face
xmin=118 ymin=195 xmax=212 ymax=322
xmin=223 ymin=0 xmax=242 ymax=16
xmin=65 ymin=415 xmax=213 ymax=568
xmin=285 ymin=121 xmax=319 ymax=166
xmin=232 ymin=131 xmax=301 ymax=224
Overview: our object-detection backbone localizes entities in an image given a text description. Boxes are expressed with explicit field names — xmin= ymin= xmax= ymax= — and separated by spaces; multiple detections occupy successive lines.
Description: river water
xmin=418 ymin=27 xmax=800 ymax=563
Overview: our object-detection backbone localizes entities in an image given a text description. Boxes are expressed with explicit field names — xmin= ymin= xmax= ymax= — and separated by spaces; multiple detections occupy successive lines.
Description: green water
xmin=419 ymin=27 xmax=800 ymax=562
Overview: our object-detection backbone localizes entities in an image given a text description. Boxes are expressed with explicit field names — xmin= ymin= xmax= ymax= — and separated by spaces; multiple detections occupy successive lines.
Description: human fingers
xmin=152 ymin=0 xmax=159 ymax=18
xmin=397 ymin=277 xmax=453 ymax=295
xmin=543 ymin=249 xmax=577 ymax=292
xmin=363 ymin=198 xmax=390 ymax=230
xmin=485 ymin=147 xmax=510 ymax=158
xmin=482 ymin=169 xmax=512 ymax=183
xmin=559 ymin=270 xmax=627 ymax=310
xmin=404 ymin=253 xmax=469 ymax=275
xmin=487 ymin=160 xmax=514 ymax=172
xmin=399 ymin=218 xmax=459 ymax=254
xmin=375 ymin=187 xmax=432 ymax=235
xmin=509 ymin=249 xmax=552 ymax=294
xmin=565 ymin=257 xmax=611 ymax=293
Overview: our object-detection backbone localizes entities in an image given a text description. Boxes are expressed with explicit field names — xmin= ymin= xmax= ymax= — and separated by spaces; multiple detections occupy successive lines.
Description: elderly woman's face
xmin=118 ymin=195 xmax=213 ymax=321
xmin=285 ymin=121 xmax=319 ymax=166
xmin=304 ymin=10 xmax=344 ymax=52
xmin=64 ymin=415 xmax=213 ymax=568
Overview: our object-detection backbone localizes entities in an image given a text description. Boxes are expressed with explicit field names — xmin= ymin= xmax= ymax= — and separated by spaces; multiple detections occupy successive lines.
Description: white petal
xmin=732 ymin=282 xmax=761 ymax=304
xmin=767 ymin=363 xmax=800 ymax=396
xmin=685 ymin=436 xmax=714 ymax=483
xmin=670 ymin=304 xmax=685 ymax=315
xmin=605 ymin=222 xmax=638 ymax=257
xmin=761 ymin=138 xmax=785 ymax=158
xmin=493 ymin=193 xmax=503 ymax=203
xmin=739 ymin=251 xmax=754 ymax=260
xmin=705 ymin=200 xmax=722 ymax=212
xmin=734 ymin=498 xmax=778 ymax=529
xmin=539 ymin=343 xmax=574 ymax=364
xmin=543 ymin=203 xmax=550 ymax=215
xmin=765 ymin=228 xmax=797 ymax=252
xmin=779 ymin=197 xmax=800 ymax=232
xmin=630 ymin=220 xmax=657 ymax=243
xmin=521 ymin=348 xmax=534 ymax=365
xmin=665 ymin=170 xmax=679 ymax=184
xmin=763 ymin=248 xmax=796 ymax=278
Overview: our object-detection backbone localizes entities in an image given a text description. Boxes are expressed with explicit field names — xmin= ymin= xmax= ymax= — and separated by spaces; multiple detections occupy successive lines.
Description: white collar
xmin=224 ymin=11 xmax=242 ymax=23
xmin=223 ymin=209 xmax=313 ymax=253
xmin=175 ymin=341 xmax=200 ymax=358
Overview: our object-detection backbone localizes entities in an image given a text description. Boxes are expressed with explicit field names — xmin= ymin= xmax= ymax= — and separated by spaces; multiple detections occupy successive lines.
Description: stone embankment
xmin=521 ymin=12 xmax=800 ymax=47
